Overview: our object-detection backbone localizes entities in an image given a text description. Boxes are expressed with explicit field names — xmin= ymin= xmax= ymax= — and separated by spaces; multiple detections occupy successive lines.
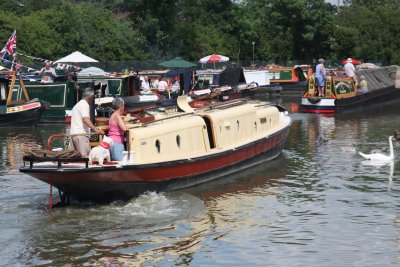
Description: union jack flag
xmin=0 ymin=30 xmax=17 ymax=59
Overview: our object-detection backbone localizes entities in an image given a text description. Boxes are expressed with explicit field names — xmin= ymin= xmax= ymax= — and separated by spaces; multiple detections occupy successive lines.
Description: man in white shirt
xmin=344 ymin=58 xmax=357 ymax=88
xmin=39 ymin=61 xmax=57 ymax=83
xmin=140 ymin=76 xmax=150 ymax=93
xmin=70 ymin=88 xmax=105 ymax=157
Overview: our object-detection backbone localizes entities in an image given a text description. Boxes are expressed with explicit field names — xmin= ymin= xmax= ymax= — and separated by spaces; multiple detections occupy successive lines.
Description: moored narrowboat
xmin=267 ymin=65 xmax=309 ymax=94
xmin=300 ymin=65 xmax=400 ymax=113
xmin=16 ymin=72 xmax=160 ymax=123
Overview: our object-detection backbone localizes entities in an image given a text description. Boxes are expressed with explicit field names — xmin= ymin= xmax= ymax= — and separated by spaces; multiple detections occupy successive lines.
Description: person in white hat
xmin=344 ymin=58 xmax=358 ymax=88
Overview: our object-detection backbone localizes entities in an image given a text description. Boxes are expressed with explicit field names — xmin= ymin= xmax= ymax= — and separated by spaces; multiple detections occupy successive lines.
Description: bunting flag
xmin=0 ymin=58 xmax=39 ymax=73
xmin=0 ymin=30 xmax=17 ymax=59
xmin=17 ymin=52 xmax=81 ymax=71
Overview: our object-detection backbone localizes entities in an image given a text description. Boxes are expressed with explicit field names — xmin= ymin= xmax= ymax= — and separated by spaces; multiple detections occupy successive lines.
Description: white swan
xmin=359 ymin=136 xmax=395 ymax=161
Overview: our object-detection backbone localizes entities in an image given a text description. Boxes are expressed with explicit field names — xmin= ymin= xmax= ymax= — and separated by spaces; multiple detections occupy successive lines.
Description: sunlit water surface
xmin=1 ymin=96 xmax=400 ymax=266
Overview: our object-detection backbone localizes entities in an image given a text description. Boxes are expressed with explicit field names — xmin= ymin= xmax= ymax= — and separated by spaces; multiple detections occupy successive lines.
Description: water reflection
xmin=0 ymin=125 xmax=66 ymax=173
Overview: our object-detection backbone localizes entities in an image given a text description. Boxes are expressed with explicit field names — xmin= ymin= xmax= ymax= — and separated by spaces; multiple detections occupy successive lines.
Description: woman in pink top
xmin=108 ymin=98 xmax=127 ymax=161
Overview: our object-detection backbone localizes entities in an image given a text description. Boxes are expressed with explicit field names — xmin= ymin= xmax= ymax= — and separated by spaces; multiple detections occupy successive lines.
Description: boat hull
xmin=0 ymin=102 xmax=44 ymax=127
xmin=20 ymin=126 xmax=290 ymax=200
xmin=279 ymin=81 xmax=307 ymax=94
xmin=301 ymin=85 xmax=400 ymax=113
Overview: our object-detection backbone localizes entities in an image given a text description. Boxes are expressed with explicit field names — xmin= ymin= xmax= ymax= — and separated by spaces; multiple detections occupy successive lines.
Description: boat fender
xmin=192 ymin=101 xmax=208 ymax=108
xmin=307 ymin=97 xmax=321 ymax=104
xmin=40 ymin=100 xmax=51 ymax=110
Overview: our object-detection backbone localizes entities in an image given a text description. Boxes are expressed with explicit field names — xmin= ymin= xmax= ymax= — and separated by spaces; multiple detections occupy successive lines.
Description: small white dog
xmin=89 ymin=135 xmax=113 ymax=165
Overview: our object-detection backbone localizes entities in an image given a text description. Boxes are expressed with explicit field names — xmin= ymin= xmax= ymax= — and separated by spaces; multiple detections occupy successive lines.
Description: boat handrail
xmin=47 ymin=132 xmax=101 ymax=150
xmin=197 ymin=99 xmax=248 ymax=111
xmin=142 ymin=112 xmax=195 ymax=125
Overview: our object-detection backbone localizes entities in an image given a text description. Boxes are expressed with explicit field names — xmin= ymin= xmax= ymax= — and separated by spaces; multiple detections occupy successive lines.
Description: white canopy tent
xmin=78 ymin=67 xmax=108 ymax=77
xmin=54 ymin=51 xmax=99 ymax=63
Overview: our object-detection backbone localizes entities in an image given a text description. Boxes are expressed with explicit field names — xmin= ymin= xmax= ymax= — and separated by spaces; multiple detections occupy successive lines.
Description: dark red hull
xmin=20 ymin=126 xmax=290 ymax=200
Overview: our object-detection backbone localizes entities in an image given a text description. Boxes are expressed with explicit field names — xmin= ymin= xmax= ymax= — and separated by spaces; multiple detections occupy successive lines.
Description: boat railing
xmin=47 ymin=132 xmax=101 ymax=150
xmin=23 ymin=156 xmax=89 ymax=169
xmin=197 ymin=99 xmax=248 ymax=111
xmin=21 ymin=132 xmax=98 ymax=171
xmin=142 ymin=112 xmax=195 ymax=125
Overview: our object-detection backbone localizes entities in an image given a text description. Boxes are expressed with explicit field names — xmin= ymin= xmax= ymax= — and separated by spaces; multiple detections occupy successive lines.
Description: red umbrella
xmin=199 ymin=54 xmax=230 ymax=64
xmin=342 ymin=58 xmax=362 ymax=65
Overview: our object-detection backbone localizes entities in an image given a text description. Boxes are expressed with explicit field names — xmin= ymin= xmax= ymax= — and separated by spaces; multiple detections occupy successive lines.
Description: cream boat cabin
xmin=126 ymin=101 xmax=286 ymax=164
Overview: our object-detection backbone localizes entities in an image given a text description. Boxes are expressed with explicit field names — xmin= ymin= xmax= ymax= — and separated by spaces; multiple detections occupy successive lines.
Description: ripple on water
xmin=9 ymin=192 xmax=206 ymax=266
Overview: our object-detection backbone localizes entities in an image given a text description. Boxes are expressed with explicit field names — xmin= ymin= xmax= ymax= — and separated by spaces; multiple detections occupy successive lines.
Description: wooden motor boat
xmin=20 ymin=97 xmax=291 ymax=202
xmin=300 ymin=66 xmax=400 ymax=113
xmin=0 ymin=71 xmax=46 ymax=127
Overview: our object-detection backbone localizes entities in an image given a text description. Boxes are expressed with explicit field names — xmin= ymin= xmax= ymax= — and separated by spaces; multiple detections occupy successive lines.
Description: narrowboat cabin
xmin=267 ymin=65 xmax=309 ymax=94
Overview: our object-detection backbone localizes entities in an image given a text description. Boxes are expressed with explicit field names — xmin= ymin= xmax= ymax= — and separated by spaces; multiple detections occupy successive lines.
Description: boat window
xmin=0 ymin=84 xmax=6 ymax=100
xmin=260 ymin=118 xmax=267 ymax=124
xmin=176 ymin=135 xmax=181 ymax=148
xmin=254 ymin=122 xmax=257 ymax=131
xmin=155 ymin=139 xmax=161 ymax=153
xmin=224 ymin=121 xmax=231 ymax=130
xmin=237 ymin=120 xmax=240 ymax=131
xmin=203 ymin=116 xmax=216 ymax=149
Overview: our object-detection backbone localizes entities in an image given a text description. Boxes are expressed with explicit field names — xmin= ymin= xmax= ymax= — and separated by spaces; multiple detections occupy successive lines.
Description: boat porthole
xmin=155 ymin=139 xmax=161 ymax=153
xmin=176 ymin=135 xmax=181 ymax=148
xmin=237 ymin=120 xmax=240 ymax=131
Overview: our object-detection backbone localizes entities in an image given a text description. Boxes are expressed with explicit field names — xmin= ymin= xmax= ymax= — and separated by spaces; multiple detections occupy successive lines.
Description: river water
xmin=1 ymin=95 xmax=400 ymax=266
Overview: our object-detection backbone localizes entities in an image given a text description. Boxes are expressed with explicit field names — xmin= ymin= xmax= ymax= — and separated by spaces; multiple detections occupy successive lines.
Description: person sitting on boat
xmin=70 ymin=88 xmax=105 ymax=157
xmin=39 ymin=61 xmax=56 ymax=83
xmin=170 ymin=77 xmax=180 ymax=93
xmin=151 ymin=77 xmax=159 ymax=89
xmin=358 ymin=75 xmax=368 ymax=94
xmin=344 ymin=58 xmax=358 ymax=88
xmin=67 ymin=72 xmax=78 ymax=89
xmin=140 ymin=76 xmax=151 ymax=93
xmin=315 ymin=58 xmax=326 ymax=97
xmin=108 ymin=98 xmax=127 ymax=161
xmin=157 ymin=77 xmax=169 ymax=94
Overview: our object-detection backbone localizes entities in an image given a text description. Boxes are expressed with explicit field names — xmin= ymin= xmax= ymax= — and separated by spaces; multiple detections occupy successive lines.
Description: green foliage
xmin=335 ymin=4 xmax=400 ymax=64
xmin=0 ymin=0 xmax=398 ymax=65
xmin=0 ymin=1 xmax=146 ymax=61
